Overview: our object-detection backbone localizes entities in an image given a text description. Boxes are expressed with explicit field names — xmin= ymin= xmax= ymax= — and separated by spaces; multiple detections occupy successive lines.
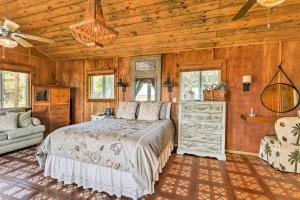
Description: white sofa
xmin=0 ymin=108 xmax=45 ymax=155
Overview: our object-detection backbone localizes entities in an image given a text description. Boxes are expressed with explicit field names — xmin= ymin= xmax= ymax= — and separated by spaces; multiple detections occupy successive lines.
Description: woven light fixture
xmin=70 ymin=0 xmax=117 ymax=47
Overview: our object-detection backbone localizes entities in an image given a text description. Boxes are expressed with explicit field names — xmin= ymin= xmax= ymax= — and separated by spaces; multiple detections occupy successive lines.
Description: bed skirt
xmin=44 ymin=140 xmax=174 ymax=200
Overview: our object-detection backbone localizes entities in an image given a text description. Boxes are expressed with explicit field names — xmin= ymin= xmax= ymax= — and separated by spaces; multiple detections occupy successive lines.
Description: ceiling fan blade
xmin=16 ymin=33 xmax=54 ymax=44
xmin=232 ymin=0 xmax=257 ymax=21
xmin=10 ymin=35 xmax=33 ymax=48
xmin=3 ymin=19 xmax=20 ymax=31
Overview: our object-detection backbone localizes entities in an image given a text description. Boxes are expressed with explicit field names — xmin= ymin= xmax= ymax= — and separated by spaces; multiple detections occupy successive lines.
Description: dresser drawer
xmin=181 ymin=103 xmax=224 ymax=114
xmin=50 ymin=105 xmax=69 ymax=115
xmin=180 ymin=121 xmax=224 ymax=133
xmin=50 ymin=88 xmax=70 ymax=104
xmin=181 ymin=133 xmax=222 ymax=144
xmin=181 ymin=113 xmax=223 ymax=123
xmin=180 ymin=141 xmax=221 ymax=152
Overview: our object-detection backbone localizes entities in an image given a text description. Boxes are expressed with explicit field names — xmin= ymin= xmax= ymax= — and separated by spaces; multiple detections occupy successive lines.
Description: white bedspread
xmin=36 ymin=118 xmax=175 ymax=194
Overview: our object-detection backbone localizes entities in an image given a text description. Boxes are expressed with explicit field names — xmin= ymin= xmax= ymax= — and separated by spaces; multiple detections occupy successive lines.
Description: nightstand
xmin=91 ymin=115 xmax=114 ymax=121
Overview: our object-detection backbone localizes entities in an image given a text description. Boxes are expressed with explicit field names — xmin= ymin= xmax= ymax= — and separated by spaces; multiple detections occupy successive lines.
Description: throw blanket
xmin=36 ymin=118 xmax=175 ymax=192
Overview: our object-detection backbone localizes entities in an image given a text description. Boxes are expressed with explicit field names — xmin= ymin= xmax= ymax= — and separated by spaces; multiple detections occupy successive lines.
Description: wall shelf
xmin=241 ymin=114 xmax=278 ymax=123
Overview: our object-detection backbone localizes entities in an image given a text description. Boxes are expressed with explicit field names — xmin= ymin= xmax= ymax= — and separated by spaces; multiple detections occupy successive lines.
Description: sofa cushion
xmin=5 ymin=125 xmax=45 ymax=140
xmin=18 ymin=110 xmax=33 ymax=128
xmin=0 ymin=133 xmax=8 ymax=141
xmin=0 ymin=113 xmax=18 ymax=132
xmin=0 ymin=132 xmax=43 ymax=147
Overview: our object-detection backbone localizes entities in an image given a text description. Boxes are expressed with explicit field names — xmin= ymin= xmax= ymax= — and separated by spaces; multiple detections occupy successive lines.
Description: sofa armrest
xmin=5 ymin=125 xmax=45 ymax=140
xmin=32 ymin=118 xmax=42 ymax=126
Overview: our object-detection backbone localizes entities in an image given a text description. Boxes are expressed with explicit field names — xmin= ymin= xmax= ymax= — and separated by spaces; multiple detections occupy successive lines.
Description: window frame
xmin=87 ymin=71 xmax=116 ymax=102
xmin=0 ymin=70 xmax=31 ymax=109
xmin=180 ymin=68 xmax=221 ymax=101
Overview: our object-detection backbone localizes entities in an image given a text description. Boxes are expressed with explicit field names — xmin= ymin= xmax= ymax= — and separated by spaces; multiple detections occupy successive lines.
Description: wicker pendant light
xmin=70 ymin=0 xmax=117 ymax=47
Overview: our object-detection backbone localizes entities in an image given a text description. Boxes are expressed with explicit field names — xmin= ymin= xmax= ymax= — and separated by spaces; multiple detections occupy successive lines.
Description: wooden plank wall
xmin=0 ymin=46 xmax=56 ymax=86
xmin=55 ymin=40 xmax=300 ymax=153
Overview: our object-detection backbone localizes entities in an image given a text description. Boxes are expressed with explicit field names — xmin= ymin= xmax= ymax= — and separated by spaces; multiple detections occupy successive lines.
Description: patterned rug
xmin=0 ymin=147 xmax=300 ymax=200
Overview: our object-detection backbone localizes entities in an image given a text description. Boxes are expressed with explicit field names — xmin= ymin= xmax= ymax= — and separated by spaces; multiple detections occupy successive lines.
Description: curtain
xmin=135 ymin=79 xmax=144 ymax=96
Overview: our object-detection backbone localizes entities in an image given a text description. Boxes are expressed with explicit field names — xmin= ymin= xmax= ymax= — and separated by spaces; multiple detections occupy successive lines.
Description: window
xmin=135 ymin=78 xmax=156 ymax=101
xmin=89 ymin=74 xmax=114 ymax=99
xmin=180 ymin=70 xmax=221 ymax=101
xmin=0 ymin=70 xmax=30 ymax=109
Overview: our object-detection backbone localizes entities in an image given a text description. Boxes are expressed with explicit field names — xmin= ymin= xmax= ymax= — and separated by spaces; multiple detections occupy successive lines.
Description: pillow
xmin=116 ymin=102 xmax=138 ymax=120
xmin=138 ymin=102 xmax=162 ymax=121
xmin=32 ymin=118 xmax=42 ymax=126
xmin=0 ymin=112 xmax=18 ymax=132
xmin=159 ymin=102 xmax=172 ymax=120
xmin=18 ymin=110 xmax=33 ymax=128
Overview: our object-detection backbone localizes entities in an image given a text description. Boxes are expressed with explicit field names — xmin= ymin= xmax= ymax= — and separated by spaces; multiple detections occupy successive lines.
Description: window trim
xmin=0 ymin=70 xmax=31 ymax=110
xmin=87 ymin=71 xmax=116 ymax=102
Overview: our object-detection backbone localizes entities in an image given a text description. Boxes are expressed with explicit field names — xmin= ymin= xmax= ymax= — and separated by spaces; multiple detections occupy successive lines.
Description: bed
xmin=36 ymin=117 xmax=175 ymax=200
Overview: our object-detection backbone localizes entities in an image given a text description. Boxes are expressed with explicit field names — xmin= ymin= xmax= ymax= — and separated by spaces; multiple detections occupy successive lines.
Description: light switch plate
xmin=172 ymin=98 xmax=177 ymax=103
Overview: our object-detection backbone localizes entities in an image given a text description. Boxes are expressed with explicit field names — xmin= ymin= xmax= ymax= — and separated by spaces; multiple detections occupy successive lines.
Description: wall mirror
xmin=261 ymin=65 xmax=300 ymax=113
xmin=131 ymin=55 xmax=161 ymax=101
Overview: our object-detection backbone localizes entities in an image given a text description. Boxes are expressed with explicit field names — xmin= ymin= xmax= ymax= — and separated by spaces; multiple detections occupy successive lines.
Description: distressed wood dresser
xmin=177 ymin=101 xmax=226 ymax=160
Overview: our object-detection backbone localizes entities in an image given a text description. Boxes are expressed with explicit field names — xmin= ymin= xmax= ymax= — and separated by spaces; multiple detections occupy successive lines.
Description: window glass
xmin=90 ymin=74 xmax=114 ymax=99
xmin=135 ymin=78 xmax=156 ymax=101
xmin=0 ymin=71 xmax=29 ymax=109
xmin=180 ymin=70 xmax=220 ymax=101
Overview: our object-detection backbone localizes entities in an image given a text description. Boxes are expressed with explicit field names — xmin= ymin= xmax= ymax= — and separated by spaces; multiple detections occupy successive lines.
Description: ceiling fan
xmin=232 ymin=0 xmax=286 ymax=21
xmin=0 ymin=18 xmax=54 ymax=48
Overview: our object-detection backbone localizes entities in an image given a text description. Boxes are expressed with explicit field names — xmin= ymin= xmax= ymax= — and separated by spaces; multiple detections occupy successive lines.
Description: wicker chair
xmin=259 ymin=117 xmax=300 ymax=173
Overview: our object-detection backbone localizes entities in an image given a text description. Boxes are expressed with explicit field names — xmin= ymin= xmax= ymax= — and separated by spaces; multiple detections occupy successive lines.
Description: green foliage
xmin=90 ymin=74 xmax=114 ymax=99
xmin=1 ymin=71 xmax=28 ymax=108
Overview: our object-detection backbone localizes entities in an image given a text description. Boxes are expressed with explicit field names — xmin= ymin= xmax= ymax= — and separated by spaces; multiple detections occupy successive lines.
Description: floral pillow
xmin=116 ymin=102 xmax=138 ymax=120
xmin=138 ymin=102 xmax=162 ymax=121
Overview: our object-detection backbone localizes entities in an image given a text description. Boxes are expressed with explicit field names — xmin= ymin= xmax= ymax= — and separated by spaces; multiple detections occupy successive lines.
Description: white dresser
xmin=177 ymin=101 xmax=226 ymax=160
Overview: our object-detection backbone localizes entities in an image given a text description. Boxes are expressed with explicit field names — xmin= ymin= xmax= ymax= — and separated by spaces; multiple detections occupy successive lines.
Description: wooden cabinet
xmin=177 ymin=101 xmax=226 ymax=160
xmin=32 ymin=86 xmax=71 ymax=135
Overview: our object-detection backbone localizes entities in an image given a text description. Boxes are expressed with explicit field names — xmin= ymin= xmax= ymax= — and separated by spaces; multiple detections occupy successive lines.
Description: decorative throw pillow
xmin=0 ymin=112 xmax=18 ymax=132
xmin=32 ymin=118 xmax=42 ymax=126
xmin=138 ymin=102 xmax=162 ymax=121
xmin=18 ymin=110 xmax=33 ymax=128
xmin=159 ymin=102 xmax=172 ymax=120
xmin=116 ymin=102 xmax=138 ymax=120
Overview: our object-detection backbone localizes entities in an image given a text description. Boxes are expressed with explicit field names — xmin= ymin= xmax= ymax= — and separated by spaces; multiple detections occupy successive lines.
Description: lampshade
xmin=0 ymin=37 xmax=18 ymax=48
xmin=257 ymin=0 xmax=285 ymax=7
xmin=242 ymin=75 xmax=252 ymax=83
xmin=70 ymin=0 xmax=118 ymax=47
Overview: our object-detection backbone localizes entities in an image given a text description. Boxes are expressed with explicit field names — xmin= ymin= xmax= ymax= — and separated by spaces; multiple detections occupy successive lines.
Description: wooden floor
xmin=0 ymin=147 xmax=299 ymax=200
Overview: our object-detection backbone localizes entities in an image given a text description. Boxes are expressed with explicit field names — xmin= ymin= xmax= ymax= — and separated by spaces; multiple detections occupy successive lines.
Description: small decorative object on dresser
xmin=177 ymin=101 xmax=226 ymax=160
xmin=32 ymin=85 xmax=71 ymax=135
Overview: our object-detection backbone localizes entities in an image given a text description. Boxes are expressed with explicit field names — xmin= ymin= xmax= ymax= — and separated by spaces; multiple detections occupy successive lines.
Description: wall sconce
xmin=242 ymin=75 xmax=252 ymax=92
xmin=115 ymin=75 xmax=127 ymax=101
xmin=163 ymin=73 xmax=174 ymax=93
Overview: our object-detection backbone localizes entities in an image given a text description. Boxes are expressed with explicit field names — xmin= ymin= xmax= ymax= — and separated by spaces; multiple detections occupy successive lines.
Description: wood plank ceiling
xmin=1 ymin=0 xmax=300 ymax=60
